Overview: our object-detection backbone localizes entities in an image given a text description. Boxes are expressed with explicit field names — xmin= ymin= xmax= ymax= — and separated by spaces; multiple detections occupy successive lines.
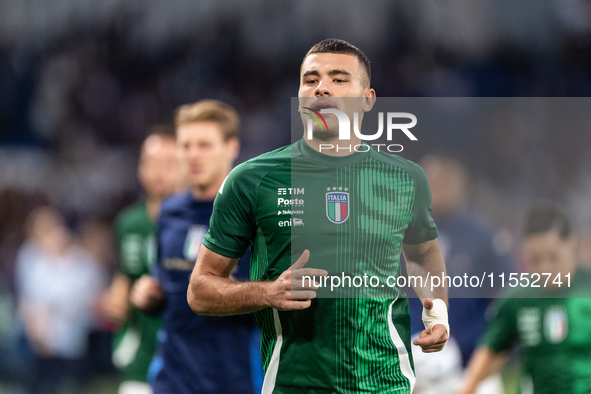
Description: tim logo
xmin=278 ymin=188 xmax=305 ymax=195
xmin=326 ymin=192 xmax=349 ymax=224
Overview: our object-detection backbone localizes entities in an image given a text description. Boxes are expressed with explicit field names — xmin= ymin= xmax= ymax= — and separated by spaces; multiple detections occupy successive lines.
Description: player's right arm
xmin=187 ymin=160 xmax=325 ymax=316
xmin=458 ymin=347 xmax=507 ymax=394
xmin=187 ymin=246 xmax=326 ymax=316
xmin=402 ymin=163 xmax=449 ymax=352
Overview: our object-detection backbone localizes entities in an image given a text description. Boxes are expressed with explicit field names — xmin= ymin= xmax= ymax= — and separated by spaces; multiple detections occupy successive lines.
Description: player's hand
xmin=413 ymin=299 xmax=449 ymax=352
xmin=267 ymin=250 xmax=328 ymax=311
xmin=100 ymin=275 xmax=131 ymax=324
xmin=100 ymin=290 xmax=129 ymax=324
xmin=130 ymin=274 xmax=165 ymax=312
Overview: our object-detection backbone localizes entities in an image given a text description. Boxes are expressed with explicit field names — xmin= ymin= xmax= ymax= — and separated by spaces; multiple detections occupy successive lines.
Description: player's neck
xmin=190 ymin=181 xmax=222 ymax=202
xmin=145 ymin=198 xmax=161 ymax=221
xmin=303 ymin=135 xmax=363 ymax=157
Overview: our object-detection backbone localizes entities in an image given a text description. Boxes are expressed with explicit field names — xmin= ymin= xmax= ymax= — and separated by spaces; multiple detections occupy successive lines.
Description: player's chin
xmin=191 ymin=176 xmax=207 ymax=187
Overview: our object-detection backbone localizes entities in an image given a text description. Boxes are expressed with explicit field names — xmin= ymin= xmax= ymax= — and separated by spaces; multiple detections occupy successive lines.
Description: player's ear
xmin=363 ymin=89 xmax=376 ymax=112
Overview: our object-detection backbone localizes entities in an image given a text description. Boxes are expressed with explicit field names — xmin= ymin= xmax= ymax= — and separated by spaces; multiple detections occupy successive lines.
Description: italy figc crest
xmin=326 ymin=191 xmax=349 ymax=224
xmin=184 ymin=225 xmax=208 ymax=261
xmin=544 ymin=306 xmax=568 ymax=344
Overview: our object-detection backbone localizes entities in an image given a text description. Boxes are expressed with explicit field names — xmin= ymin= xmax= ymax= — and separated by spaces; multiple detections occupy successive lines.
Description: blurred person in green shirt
xmin=460 ymin=203 xmax=591 ymax=394
xmin=101 ymin=131 xmax=180 ymax=394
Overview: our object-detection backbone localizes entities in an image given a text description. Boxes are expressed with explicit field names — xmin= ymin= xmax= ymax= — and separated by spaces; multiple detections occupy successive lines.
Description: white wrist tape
xmin=422 ymin=299 xmax=450 ymax=334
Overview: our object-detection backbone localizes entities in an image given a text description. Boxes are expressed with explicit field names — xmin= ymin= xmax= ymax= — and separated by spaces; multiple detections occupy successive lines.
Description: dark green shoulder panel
xmin=219 ymin=144 xmax=294 ymax=202
xmin=367 ymin=149 xmax=438 ymax=244
xmin=367 ymin=149 xmax=426 ymax=182
xmin=115 ymin=200 xmax=150 ymax=238
xmin=204 ymin=144 xmax=294 ymax=258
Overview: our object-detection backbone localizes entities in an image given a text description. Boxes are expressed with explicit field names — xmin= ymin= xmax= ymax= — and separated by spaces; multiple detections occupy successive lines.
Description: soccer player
xmin=187 ymin=39 xmax=449 ymax=393
xmin=459 ymin=203 xmax=591 ymax=394
xmin=130 ymin=100 xmax=263 ymax=394
xmin=101 ymin=131 xmax=179 ymax=394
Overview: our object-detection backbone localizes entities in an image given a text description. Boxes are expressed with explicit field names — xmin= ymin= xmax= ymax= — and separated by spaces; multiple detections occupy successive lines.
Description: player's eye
xmin=305 ymin=79 xmax=317 ymax=84
xmin=334 ymin=78 xmax=346 ymax=83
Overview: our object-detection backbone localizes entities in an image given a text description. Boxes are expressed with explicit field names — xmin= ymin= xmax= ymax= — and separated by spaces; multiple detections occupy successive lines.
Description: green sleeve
xmin=203 ymin=163 xmax=258 ymax=258
xmin=403 ymin=164 xmax=439 ymax=245
xmin=480 ymin=298 xmax=518 ymax=352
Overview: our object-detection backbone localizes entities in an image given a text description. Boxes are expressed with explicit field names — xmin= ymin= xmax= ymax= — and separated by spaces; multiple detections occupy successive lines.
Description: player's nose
xmin=314 ymin=80 xmax=332 ymax=97
xmin=186 ymin=146 xmax=201 ymax=159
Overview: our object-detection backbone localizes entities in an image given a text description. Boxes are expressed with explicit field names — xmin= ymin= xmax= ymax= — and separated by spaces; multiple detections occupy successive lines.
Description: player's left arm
xmin=459 ymin=347 xmax=508 ymax=394
xmin=100 ymin=273 xmax=131 ymax=325
xmin=403 ymin=238 xmax=449 ymax=352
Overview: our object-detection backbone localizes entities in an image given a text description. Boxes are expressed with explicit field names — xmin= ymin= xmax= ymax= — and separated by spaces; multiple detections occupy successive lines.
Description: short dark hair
xmin=303 ymin=38 xmax=371 ymax=87
xmin=523 ymin=203 xmax=571 ymax=239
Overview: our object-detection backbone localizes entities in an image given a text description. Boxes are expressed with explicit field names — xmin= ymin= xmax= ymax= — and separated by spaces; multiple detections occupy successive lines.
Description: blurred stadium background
xmin=1 ymin=1 xmax=590 ymax=393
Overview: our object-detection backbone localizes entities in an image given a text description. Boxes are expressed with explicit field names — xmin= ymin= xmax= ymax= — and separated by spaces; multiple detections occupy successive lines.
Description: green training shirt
xmin=112 ymin=200 xmax=161 ymax=383
xmin=203 ymin=139 xmax=438 ymax=394
xmin=480 ymin=268 xmax=591 ymax=394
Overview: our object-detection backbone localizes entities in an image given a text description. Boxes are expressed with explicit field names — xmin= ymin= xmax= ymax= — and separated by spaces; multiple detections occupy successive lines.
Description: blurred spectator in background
xmin=130 ymin=100 xmax=262 ymax=394
xmin=16 ymin=206 xmax=107 ymax=394
xmin=460 ymin=203 xmax=591 ymax=394
xmin=100 ymin=130 xmax=180 ymax=394
xmin=0 ymin=246 xmax=28 ymax=392
xmin=0 ymin=190 xmax=49 ymax=391
xmin=408 ymin=154 xmax=511 ymax=393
